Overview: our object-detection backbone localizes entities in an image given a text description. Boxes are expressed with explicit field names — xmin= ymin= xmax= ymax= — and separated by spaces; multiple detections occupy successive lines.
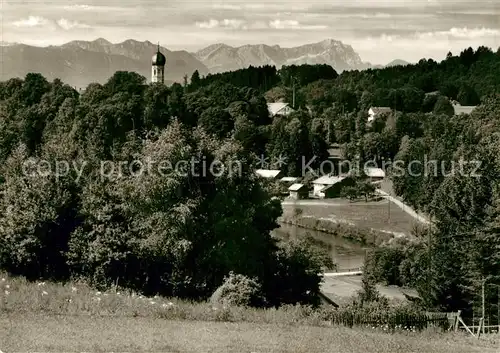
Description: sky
xmin=2 ymin=0 xmax=500 ymax=64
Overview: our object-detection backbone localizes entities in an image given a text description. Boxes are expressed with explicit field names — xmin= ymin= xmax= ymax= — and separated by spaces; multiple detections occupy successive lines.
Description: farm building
xmin=288 ymin=183 xmax=308 ymax=200
xmin=255 ymin=169 xmax=283 ymax=179
xmin=312 ymin=175 xmax=354 ymax=199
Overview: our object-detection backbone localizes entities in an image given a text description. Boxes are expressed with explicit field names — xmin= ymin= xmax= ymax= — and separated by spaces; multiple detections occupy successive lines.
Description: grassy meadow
xmin=1 ymin=274 xmax=499 ymax=352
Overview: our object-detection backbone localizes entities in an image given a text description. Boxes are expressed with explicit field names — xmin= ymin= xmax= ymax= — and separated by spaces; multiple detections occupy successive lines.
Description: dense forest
xmin=0 ymin=45 xmax=500 ymax=313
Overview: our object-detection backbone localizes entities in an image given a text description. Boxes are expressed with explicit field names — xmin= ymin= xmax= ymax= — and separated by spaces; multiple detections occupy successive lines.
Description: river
xmin=272 ymin=223 xmax=370 ymax=272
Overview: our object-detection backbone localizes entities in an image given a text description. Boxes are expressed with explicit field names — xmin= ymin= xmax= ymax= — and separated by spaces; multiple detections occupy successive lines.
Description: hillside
xmin=195 ymin=39 xmax=369 ymax=73
xmin=1 ymin=38 xmax=371 ymax=89
xmin=1 ymin=39 xmax=209 ymax=89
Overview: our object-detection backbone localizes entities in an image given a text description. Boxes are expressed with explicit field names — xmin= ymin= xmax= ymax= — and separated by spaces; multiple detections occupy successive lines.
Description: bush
xmin=264 ymin=237 xmax=333 ymax=307
xmin=210 ymin=272 xmax=265 ymax=307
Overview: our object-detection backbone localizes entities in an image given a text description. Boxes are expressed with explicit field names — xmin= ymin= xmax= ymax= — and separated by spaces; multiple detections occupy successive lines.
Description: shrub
xmin=210 ymin=272 xmax=265 ymax=307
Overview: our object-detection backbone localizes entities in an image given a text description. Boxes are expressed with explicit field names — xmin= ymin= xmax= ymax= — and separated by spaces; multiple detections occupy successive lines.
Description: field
xmin=281 ymin=198 xmax=420 ymax=239
xmin=2 ymin=314 xmax=499 ymax=353
xmin=1 ymin=274 xmax=499 ymax=352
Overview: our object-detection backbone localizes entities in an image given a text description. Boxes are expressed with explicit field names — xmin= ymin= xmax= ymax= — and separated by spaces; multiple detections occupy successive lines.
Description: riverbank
xmin=279 ymin=198 xmax=418 ymax=247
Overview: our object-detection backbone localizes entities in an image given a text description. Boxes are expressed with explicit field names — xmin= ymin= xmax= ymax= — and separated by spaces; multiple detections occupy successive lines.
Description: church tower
xmin=152 ymin=43 xmax=166 ymax=84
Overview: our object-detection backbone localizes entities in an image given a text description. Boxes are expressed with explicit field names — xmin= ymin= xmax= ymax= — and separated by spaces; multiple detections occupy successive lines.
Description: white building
xmin=452 ymin=103 xmax=476 ymax=116
xmin=368 ymin=107 xmax=392 ymax=123
xmin=288 ymin=183 xmax=308 ymax=200
xmin=267 ymin=102 xmax=295 ymax=117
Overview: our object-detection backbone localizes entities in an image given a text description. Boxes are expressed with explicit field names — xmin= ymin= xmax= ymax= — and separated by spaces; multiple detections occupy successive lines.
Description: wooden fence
xmin=328 ymin=310 xmax=451 ymax=331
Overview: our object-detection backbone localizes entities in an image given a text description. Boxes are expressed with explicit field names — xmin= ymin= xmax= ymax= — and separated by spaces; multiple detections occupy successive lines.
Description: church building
xmin=152 ymin=43 xmax=166 ymax=84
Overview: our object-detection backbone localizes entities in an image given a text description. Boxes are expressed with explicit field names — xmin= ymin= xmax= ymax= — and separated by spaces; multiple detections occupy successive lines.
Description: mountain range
xmin=0 ymin=38 xmax=410 ymax=89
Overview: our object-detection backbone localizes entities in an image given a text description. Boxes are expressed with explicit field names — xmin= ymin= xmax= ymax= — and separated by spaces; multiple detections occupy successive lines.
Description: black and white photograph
xmin=0 ymin=0 xmax=500 ymax=352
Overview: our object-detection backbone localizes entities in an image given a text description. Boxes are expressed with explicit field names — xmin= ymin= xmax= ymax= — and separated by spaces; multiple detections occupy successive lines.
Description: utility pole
xmin=387 ymin=194 xmax=391 ymax=224
xmin=482 ymin=277 xmax=486 ymax=335
xmin=292 ymin=76 xmax=296 ymax=109
xmin=428 ymin=224 xmax=432 ymax=303
xmin=497 ymin=285 xmax=499 ymax=335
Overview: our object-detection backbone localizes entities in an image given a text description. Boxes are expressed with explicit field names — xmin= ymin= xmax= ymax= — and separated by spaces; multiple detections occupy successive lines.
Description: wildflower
xmin=167 ymin=301 xmax=174 ymax=306
xmin=38 ymin=282 xmax=45 ymax=286
xmin=95 ymin=291 xmax=101 ymax=296
xmin=4 ymin=290 xmax=9 ymax=295
xmin=42 ymin=291 xmax=48 ymax=296
xmin=116 ymin=292 xmax=121 ymax=295
xmin=1 ymin=278 xmax=5 ymax=282
xmin=93 ymin=297 xmax=101 ymax=302
xmin=150 ymin=301 xmax=156 ymax=305
xmin=71 ymin=287 xmax=77 ymax=292
xmin=5 ymin=284 xmax=10 ymax=289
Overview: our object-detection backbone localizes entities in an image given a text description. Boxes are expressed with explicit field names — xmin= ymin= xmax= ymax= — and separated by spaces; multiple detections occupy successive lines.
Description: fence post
xmin=454 ymin=310 xmax=461 ymax=332
xmin=477 ymin=318 xmax=484 ymax=339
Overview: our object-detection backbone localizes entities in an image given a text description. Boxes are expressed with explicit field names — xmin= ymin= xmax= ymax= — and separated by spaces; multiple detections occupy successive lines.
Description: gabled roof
xmin=267 ymin=102 xmax=293 ymax=116
xmin=364 ymin=167 xmax=385 ymax=178
xmin=452 ymin=104 xmax=476 ymax=116
xmin=312 ymin=175 xmax=346 ymax=185
xmin=369 ymin=107 xmax=392 ymax=115
xmin=255 ymin=169 xmax=281 ymax=178
xmin=288 ymin=183 xmax=306 ymax=191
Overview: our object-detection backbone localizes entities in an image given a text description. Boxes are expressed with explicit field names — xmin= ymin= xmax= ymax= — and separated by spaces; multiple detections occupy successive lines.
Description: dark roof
xmin=152 ymin=44 xmax=166 ymax=66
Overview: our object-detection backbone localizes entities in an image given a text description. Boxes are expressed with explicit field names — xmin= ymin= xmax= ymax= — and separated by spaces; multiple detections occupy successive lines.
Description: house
xmin=255 ymin=169 xmax=283 ymax=179
xmin=288 ymin=183 xmax=308 ymax=200
xmin=311 ymin=175 xmax=354 ymax=199
xmin=267 ymin=102 xmax=295 ymax=117
xmin=452 ymin=103 xmax=476 ymax=116
xmin=364 ymin=167 xmax=385 ymax=182
xmin=368 ymin=107 xmax=392 ymax=123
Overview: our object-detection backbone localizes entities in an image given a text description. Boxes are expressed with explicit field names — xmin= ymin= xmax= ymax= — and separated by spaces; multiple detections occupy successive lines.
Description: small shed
xmin=288 ymin=183 xmax=308 ymax=200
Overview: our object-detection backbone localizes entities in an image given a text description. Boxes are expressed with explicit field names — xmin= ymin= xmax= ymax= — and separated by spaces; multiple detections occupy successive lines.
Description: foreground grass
xmin=1 ymin=274 xmax=499 ymax=352
xmin=2 ymin=314 xmax=499 ymax=353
